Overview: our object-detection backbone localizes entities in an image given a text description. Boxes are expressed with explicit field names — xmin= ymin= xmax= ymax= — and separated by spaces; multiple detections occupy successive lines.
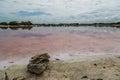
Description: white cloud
xmin=0 ymin=0 xmax=120 ymax=23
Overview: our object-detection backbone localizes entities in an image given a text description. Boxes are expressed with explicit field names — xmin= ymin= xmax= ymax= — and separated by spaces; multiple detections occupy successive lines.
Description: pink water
xmin=0 ymin=26 xmax=120 ymax=62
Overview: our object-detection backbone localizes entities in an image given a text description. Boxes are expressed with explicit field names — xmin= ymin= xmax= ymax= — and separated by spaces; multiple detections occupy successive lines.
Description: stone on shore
xmin=27 ymin=53 xmax=50 ymax=75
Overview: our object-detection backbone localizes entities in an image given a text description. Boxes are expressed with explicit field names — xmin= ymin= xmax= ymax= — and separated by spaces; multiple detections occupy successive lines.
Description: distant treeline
xmin=0 ymin=21 xmax=32 ymax=25
xmin=93 ymin=22 xmax=120 ymax=26
xmin=34 ymin=22 xmax=120 ymax=27
xmin=0 ymin=21 xmax=120 ymax=27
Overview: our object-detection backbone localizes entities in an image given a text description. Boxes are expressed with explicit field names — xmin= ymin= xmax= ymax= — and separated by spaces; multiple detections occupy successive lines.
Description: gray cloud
xmin=0 ymin=0 xmax=4 ymax=1
xmin=15 ymin=11 xmax=51 ymax=16
xmin=0 ymin=0 xmax=120 ymax=23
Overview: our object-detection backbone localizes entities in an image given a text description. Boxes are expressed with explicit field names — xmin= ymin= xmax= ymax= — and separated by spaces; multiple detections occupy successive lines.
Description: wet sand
xmin=0 ymin=27 xmax=120 ymax=69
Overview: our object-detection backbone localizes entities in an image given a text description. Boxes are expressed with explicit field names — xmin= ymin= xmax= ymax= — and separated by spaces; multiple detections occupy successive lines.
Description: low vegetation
xmin=9 ymin=21 xmax=19 ymax=25
xmin=0 ymin=21 xmax=120 ymax=28
xmin=0 ymin=22 xmax=8 ymax=25
xmin=0 ymin=21 xmax=32 ymax=25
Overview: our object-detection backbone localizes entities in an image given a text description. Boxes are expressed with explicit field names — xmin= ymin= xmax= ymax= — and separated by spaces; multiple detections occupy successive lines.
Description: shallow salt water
xmin=0 ymin=26 xmax=120 ymax=68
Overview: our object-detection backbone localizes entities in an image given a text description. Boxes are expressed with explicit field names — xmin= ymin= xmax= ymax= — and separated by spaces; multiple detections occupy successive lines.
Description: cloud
xmin=0 ymin=0 xmax=120 ymax=23
xmin=16 ymin=11 xmax=51 ymax=16
xmin=0 ymin=0 xmax=4 ymax=1
xmin=0 ymin=16 xmax=10 ymax=22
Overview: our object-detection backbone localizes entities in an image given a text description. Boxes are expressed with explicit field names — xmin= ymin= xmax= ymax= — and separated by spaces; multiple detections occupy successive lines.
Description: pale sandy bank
xmin=0 ymin=54 xmax=120 ymax=80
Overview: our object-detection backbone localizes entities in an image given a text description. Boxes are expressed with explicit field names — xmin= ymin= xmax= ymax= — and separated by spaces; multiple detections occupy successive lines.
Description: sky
xmin=0 ymin=0 xmax=120 ymax=23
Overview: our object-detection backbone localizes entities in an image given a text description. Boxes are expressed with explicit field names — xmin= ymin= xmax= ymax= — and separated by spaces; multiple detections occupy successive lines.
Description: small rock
xmin=12 ymin=77 xmax=26 ymax=80
xmin=97 ymin=78 xmax=103 ymax=80
xmin=63 ymin=74 xmax=67 ymax=78
xmin=5 ymin=72 xmax=9 ymax=80
xmin=94 ymin=64 xmax=97 ymax=66
xmin=117 ymin=56 xmax=120 ymax=58
xmin=103 ymin=67 xmax=106 ymax=69
xmin=55 ymin=58 xmax=60 ymax=61
xmin=115 ymin=74 xmax=119 ymax=76
xmin=9 ymin=62 xmax=14 ymax=63
xmin=4 ymin=66 xmax=6 ymax=68
xmin=81 ymin=75 xmax=88 ymax=79
xmin=27 ymin=53 xmax=50 ymax=75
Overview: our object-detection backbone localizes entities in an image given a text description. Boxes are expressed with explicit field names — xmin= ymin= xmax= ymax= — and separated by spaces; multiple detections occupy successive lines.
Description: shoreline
xmin=0 ymin=52 xmax=120 ymax=70
xmin=0 ymin=24 xmax=120 ymax=28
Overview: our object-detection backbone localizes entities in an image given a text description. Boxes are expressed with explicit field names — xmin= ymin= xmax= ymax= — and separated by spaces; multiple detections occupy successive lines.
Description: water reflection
xmin=0 ymin=27 xmax=8 ymax=30
xmin=9 ymin=27 xmax=19 ymax=30
xmin=21 ymin=27 xmax=32 ymax=30
xmin=9 ymin=27 xmax=32 ymax=30
xmin=0 ymin=26 xmax=33 ymax=30
xmin=18 ymin=33 xmax=52 ymax=38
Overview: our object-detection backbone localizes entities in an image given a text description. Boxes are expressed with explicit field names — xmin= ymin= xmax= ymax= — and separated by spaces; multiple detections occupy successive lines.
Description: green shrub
xmin=0 ymin=22 xmax=8 ymax=25
xmin=20 ymin=21 xmax=32 ymax=25
xmin=9 ymin=21 xmax=18 ymax=25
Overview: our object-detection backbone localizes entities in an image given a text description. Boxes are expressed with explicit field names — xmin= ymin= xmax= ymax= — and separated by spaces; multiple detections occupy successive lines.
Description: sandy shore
xmin=0 ymin=53 xmax=120 ymax=80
